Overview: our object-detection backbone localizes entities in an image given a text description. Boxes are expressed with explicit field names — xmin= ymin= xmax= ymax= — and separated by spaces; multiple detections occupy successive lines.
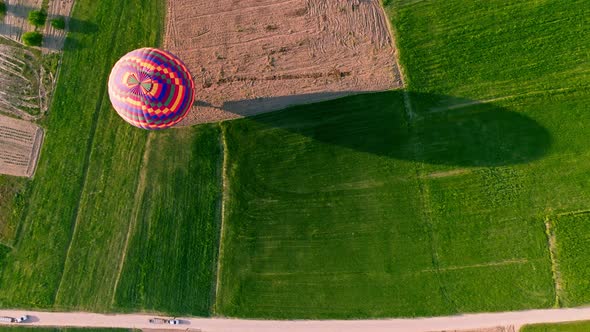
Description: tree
xmin=0 ymin=2 xmax=7 ymax=17
xmin=50 ymin=17 xmax=65 ymax=30
xmin=28 ymin=10 xmax=47 ymax=28
xmin=22 ymin=31 xmax=43 ymax=46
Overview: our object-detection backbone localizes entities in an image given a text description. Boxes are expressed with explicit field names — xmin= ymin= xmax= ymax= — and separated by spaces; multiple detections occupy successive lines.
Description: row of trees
xmin=0 ymin=4 xmax=65 ymax=47
xmin=23 ymin=10 xmax=65 ymax=46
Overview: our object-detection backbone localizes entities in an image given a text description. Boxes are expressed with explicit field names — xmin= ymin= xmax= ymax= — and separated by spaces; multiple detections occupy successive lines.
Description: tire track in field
xmin=53 ymin=1 xmax=129 ymax=304
xmin=212 ymin=124 xmax=229 ymax=315
xmin=544 ymin=216 xmax=563 ymax=307
xmin=110 ymin=132 xmax=153 ymax=306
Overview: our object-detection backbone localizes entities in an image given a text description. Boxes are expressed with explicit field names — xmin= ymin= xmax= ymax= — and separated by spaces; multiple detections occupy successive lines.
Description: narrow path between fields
xmin=2 ymin=307 xmax=590 ymax=332
xmin=212 ymin=124 xmax=229 ymax=314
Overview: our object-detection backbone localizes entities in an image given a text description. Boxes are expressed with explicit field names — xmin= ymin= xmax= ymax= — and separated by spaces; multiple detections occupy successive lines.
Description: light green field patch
xmin=551 ymin=213 xmax=590 ymax=306
xmin=521 ymin=320 xmax=590 ymax=332
xmin=114 ymin=124 xmax=222 ymax=316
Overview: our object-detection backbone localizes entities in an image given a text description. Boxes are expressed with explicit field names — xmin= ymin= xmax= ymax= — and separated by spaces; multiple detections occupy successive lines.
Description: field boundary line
xmin=110 ymin=132 xmax=153 ymax=306
xmin=544 ymin=216 xmax=563 ymax=307
xmin=428 ymin=87 xmax=577 ymax=113
xmin=378 ymin=1 xmax=415 ymax=121
xmin=420 ymin=258 xmax=528 ymax=273
xmin=52 ymin=0 xmax=129 ymax=304
xmin=212 ymin=124 xmax=229 ymax=315
xmin=556 ymin=208 xmax=590 ymax=217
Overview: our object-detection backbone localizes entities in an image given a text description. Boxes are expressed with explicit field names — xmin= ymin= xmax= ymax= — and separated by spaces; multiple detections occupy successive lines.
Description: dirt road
xmin=1 ymin=307 xmax=590 ymax=332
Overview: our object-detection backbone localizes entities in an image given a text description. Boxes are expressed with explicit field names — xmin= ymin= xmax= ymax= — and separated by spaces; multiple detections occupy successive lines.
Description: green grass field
xmin=113 ymin=125 xmax=222 ymax=316
xmin=521 ymin=321 xmax=590 ymax=332
xmin=0 ymin=0 xmax=588 ymax=320
xmin=0 ymin=0 xmax=220 ymax=315
xmin=551 ymin=213 xmax=590 ymax=307
xmin=215 ymin=0 xmax=590 ymax=319
xmin=0 ymin=176 xmax=28 ymax=245
xmin=216 ymin=91 xmax=555 ymax=318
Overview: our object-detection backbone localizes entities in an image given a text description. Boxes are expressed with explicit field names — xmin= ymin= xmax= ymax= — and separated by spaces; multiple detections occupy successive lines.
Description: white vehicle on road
xmin=0 ymin=315 xmax=29 ymax=323
xmin=148 ymin=317 xmax=179 ymax=325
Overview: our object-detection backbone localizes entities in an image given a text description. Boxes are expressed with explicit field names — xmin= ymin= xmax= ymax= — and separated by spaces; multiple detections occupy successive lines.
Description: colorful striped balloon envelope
xmin=108 ymin=48 xmax=195 ymax=130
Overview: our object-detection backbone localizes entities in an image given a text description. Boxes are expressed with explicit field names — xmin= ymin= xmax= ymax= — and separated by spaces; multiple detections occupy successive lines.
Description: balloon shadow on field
xmin=202 ymin=90 xmax=552 ymax=167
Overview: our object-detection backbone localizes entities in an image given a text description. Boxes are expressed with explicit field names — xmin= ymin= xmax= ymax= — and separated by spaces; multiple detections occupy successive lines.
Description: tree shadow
xmin=66 ymin=17 xmax=98 ymax=34
xmin=3 ymin=4 xmax=32 ymax=18
xmin=2 ymin=3 xmax=98 ymax=34
xmin=209 ymin=90 xmax=551 ymax=166
xmin=44 ymin=34 xmax=82 ymax=50
xmin=0 ymin=24 xmax=22 ymax=37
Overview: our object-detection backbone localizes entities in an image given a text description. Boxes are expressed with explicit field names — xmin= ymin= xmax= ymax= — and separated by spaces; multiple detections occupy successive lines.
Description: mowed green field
xmin=521 ymin=321 xmax=590 ymax=332
xmin=113 ymin=125 xmax=222 ymax=316
xmin=215 ymin=0 xmax=590 ymax=319
xmin=0 ymin=0 xmax=220 ymax=315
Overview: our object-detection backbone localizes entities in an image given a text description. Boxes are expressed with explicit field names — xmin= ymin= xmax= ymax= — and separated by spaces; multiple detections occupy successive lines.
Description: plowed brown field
xmin=0 ymin=114 xmax=43 ymax=177
xmin=165 ymin=0 xmax=402 ymax=125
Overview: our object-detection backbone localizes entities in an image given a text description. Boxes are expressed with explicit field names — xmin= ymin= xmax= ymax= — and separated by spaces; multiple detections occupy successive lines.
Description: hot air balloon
xmin=108 ymin=48 xmax=195 ymax=130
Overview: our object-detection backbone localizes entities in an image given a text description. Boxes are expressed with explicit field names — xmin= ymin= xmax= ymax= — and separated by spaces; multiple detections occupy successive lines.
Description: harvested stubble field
xmin=166 ymin=0 xmax=402 ymax=124
xmin=0 ymin=114 xmax=43 ymax=177
xmin=0 ymin=39 xmax=51 ymax=118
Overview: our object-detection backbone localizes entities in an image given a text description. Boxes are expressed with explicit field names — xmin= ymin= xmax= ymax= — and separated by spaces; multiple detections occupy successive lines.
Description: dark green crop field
xmin=216 ymin=91 xmax=555 ymax=318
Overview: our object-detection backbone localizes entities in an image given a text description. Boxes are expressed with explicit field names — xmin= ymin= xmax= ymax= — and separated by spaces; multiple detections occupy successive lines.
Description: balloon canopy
xmin=108 ymin=48 xmax=195 ymax=130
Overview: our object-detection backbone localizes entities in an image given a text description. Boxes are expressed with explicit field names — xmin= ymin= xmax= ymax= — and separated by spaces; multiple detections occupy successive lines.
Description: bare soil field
xmin=165 ymin=0 xmax=402 ymax=125
xmin=0 ymin=114 xmax=44 ymax=177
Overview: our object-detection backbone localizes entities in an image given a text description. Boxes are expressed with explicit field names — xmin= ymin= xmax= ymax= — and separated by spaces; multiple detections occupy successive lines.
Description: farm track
xmin=3 ymin=308 xmax=590 ymax=331
xmin=213 ymin=125 xmax=229 ymax=315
